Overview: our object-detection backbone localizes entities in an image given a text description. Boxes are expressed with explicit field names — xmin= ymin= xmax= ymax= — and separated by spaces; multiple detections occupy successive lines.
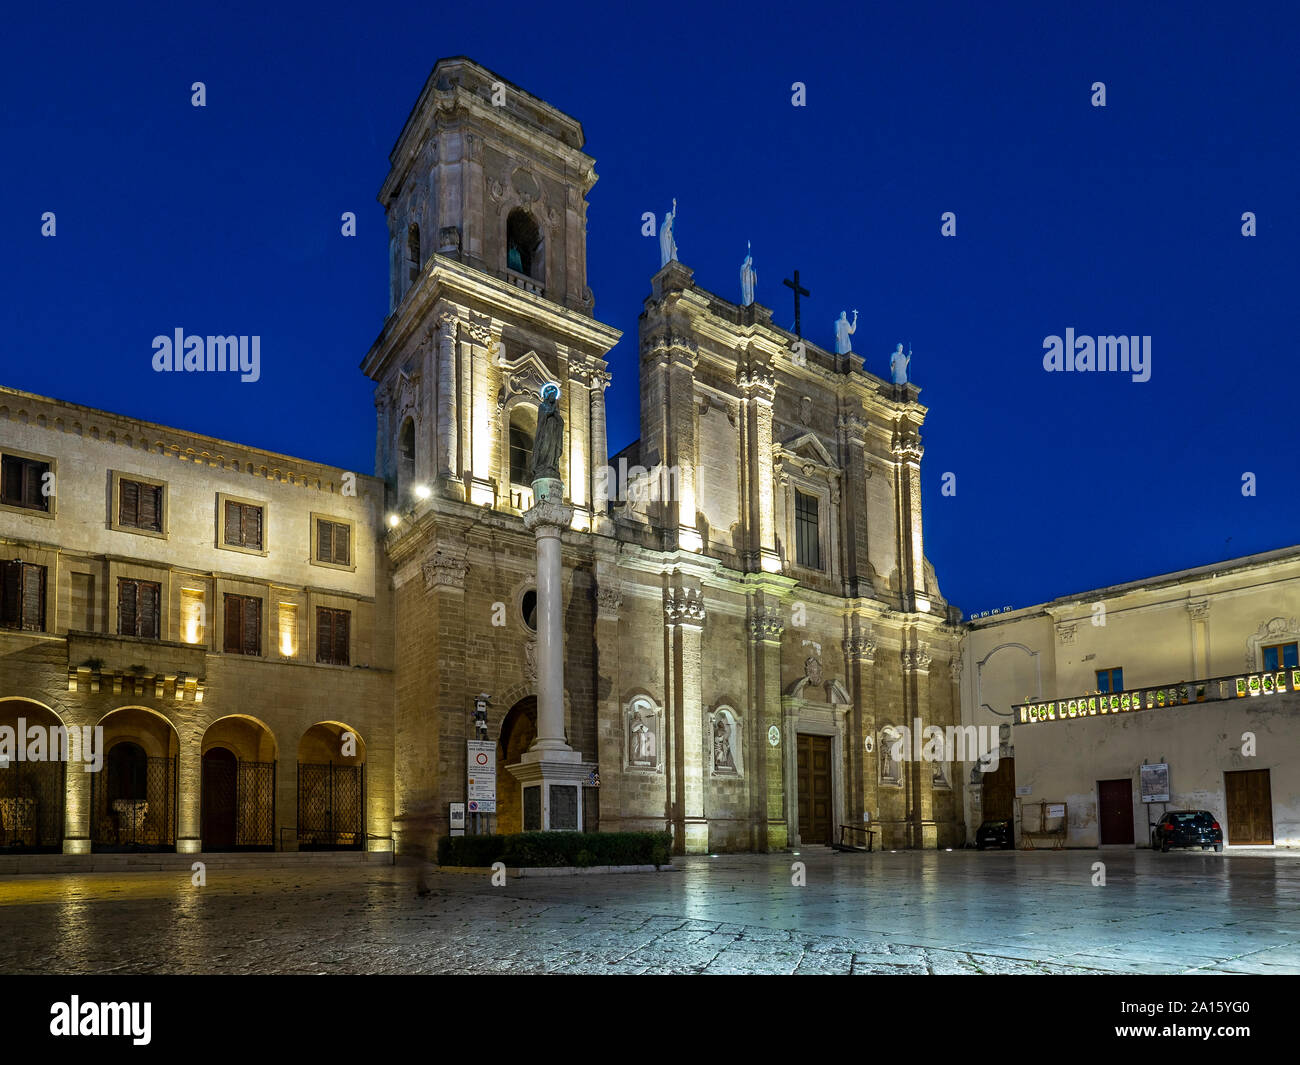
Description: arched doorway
xmin=0 ymin=699 xmax=66 ymax=853
xmin=91 ymin=707 xmax=178 ymax=852
xmin=201 ymin=716 xmax=277 ymax=851
xmin=201 ymin=748 xmax=237 ymax=849
xmin=297 ymin=722 xmax=365 ymax=850
xmin=497 ymin=698 xmax=536 ymax=835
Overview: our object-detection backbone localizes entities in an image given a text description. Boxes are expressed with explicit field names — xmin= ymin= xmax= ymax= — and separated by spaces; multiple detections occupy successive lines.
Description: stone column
xmin=662 ymin=334 xmax=701 ymax=551
xmin=590 ymin=370 xmax=612 ymax=534
xmin=436 ymin=310 xmax=460 ymax=493
xmin=593 ymin=559 xmax=622 ymax=826
xmin=566 ymin=363 xmax=590 ymax=530
xmin=739 ymin=364 xmax=780 ymax=573
xmin=666 ymin=585 xmax=707 ymax=853
xmin=176 ymin=721 xmax=202 ymax=854
xmin=748 ymin=602 xmax=786 ymax=851
xmin=892 ymin=430 xmax=926 ymax=609
xmin=844 ymin=625 xmax=877 ymax=832
xmin=905 ymin=644 xmax=937 ymax=849
xmin=466 ymin=321 xmax=495 ymax=506
xmin=525 ymin=495 xmax=573 ymax=754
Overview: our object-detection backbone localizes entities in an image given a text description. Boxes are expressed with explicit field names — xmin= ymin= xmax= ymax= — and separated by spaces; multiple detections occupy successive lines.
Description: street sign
xmin=449 ymin=802 xmax=465 ymax=836
xmin=467 ymin=740 xmax=497 ymax=814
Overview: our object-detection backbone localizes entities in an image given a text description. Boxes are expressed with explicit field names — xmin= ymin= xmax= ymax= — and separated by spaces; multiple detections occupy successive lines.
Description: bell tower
xmin=362 ymin=56 xmax=620 ymax=525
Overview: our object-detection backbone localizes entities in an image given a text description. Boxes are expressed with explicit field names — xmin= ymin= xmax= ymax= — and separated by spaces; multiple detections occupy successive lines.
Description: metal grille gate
xmin=0 ymin=760 xmax=65 ymax=852
xmin=297 ymin=762 xmax=364 ymax=849
xmin=236 ymin=760 xmax=275 ymax=848
xmin=91 ymin=755 xmax=177 ymax=851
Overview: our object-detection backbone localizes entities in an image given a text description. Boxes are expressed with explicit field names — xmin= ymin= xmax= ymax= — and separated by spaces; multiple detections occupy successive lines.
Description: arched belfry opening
xmin=407 ymin=224 xmax=421 ymax=282
xmin=398 ymin=417 xmax=416 ymax=501
xmin=506 ymin=209 xmax=544 ymax=281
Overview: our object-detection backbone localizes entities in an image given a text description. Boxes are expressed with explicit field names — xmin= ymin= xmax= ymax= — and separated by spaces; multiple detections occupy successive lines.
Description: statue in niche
xmin=713 ymin=714 xmax=735 ymax=772
xmin=659 ymin=199 xmax=678 ymax=268
xmin=834 ymin=310 xmax=858 ymax=354
xmin=890 ymin=343 xmax=911 ymax=385
xmin=529 ymin=382 xmax=564 ymax=483
xmin=507 ymin=241 xmax=523 ymax=272
xmin=740 ymin=241 xmax=757 ymax=306
xmin=630 ymin=710 xmax=656 ymax=766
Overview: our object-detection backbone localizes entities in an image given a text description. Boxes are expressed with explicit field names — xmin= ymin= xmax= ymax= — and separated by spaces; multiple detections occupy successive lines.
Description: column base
xmin=506 ymin=755 xmax=597 ymax=832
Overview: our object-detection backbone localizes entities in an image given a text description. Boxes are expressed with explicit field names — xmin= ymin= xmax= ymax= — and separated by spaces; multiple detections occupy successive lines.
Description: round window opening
xmin=521 ymin=589 xmax=538 ymax=631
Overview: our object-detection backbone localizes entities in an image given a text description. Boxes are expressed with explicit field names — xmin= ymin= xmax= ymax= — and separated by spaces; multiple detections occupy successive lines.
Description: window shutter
xmin=333 ymin=524 xmax=350 ymax=566
xmin=243 ymin=597 xmax=261 ymax=655
xmin=224 ymin=595 xmax=243 ymax=653
xmin=224 ymin=502 xmax=243 ymax=545
xmin=23 ymin=462 xmax=43 ymax=508
xmin=0 ymin=561 xmax=21 ymax=627
xmin=317 ymin=520 xmax=331 ymax=563
xmin=140 ymin=484 xmax=160 ymax=531
xmin=118 ymin=579 xmax=137 ymax=636
xmin=316 ymin=607 xmax=332 ymax=662
xmin=119 ymin=479 xmax=139 ymax=526
xmin=243 ymin=505 xmax=262 ymax=550
xmin=21 ymin=565 xmax=45 ymax=631
xmin=334 ymin=611 xmax=350 ymax=666
xmin=140 ymin=582 xmax=160 ymax=638
xmin=0 ymin=456 xmax=17 ymax=505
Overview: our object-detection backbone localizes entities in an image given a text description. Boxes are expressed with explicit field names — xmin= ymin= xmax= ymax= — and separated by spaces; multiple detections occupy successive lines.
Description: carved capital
xmin=904 ymin=645 xmax=932 ymax=673
xmin=1186 ymin=599 xmax=1210 ymax=621
xmin=748 ymin=607 xmax=785 ymax=643
xmin=890 ymin=430 xmax=924 ymax=461
xmin=522 ymin=499 xmax=573 ymax=533
xmin=422 ymin=551 xmax=468 ymax=591
xmin=843 ymin=633 xmax=877 ymax=663
xmin=665 ymin=588 xmax=706 ymax=626
xmin=647 ymin=330 xmax=699 ymax=369
xmin=596 ymin=583 xmax=622 ymax=621
xmin=1056 ymin=622 xmax=1077 ymax=645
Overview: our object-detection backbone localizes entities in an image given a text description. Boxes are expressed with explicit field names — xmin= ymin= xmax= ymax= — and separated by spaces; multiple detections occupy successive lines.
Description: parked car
xmin=975 ymin=819 xmax=1015 ymax=850
xmin=1151 ymin=810 xmax=1223 ymax=852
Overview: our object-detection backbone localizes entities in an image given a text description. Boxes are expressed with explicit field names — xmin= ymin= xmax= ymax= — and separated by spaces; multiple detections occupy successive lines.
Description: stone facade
xmin=368 ymin=58 xmax=963 ymax=855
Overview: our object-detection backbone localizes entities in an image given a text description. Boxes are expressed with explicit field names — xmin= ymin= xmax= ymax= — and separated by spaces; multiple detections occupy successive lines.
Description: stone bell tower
xmin=362 ymin=56 xmax=620 ymax=523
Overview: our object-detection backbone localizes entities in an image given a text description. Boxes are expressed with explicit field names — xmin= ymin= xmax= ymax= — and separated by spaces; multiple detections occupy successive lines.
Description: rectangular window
xmin=509 ymin=425 xmax=533 ymax=485
xmin=181 ymin=588 xmax=205 ymax=645
xmin=1 ymin=454 xmax=50 ymax=512
xmin=316 ymin=607 xmax=350 ymax=666
xmin=1263 ymin=643 xmax=1299 ymax=671
xmin=794 ymin=490 xmax=821 ymax=570
xmin=316 ymin=519 xmax=351 ymax=566
xmin=278 ymin=602 xmax=298 ymax=657
xmin=117 ymin=578 xmax=161 ymax=639
xmin=1097 ymin=667 xmax=1124 ymax=693
xmin=223 ymin=594 xmax=262 ymax=656
xmin=223 ymin=500 xmax=264 ymax=550
xmin=0 ymin=561 xmax=46 ymax=632
xmin=118 ymin=478 xmax=163 ymax=532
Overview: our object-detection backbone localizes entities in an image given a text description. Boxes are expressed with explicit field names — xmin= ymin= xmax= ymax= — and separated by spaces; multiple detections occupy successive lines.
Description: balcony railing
xmin=504 ymin=268 xmax=544 ymax=296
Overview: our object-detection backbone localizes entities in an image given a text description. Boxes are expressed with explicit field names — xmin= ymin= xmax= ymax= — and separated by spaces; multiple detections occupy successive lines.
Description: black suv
xmin=1151 ymin=810 xmax=1223 ymax=852
xmin=975 ymin=819 xmax=1015 ymax=850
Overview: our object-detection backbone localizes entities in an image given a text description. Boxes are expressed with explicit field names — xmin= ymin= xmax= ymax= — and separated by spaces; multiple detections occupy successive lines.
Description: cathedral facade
xmin=370 ymin=58 xmax=964 ymax=854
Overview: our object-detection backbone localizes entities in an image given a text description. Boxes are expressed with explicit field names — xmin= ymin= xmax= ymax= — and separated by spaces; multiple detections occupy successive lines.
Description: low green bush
xmin=436 ymin=830 xmax=672 ymax=868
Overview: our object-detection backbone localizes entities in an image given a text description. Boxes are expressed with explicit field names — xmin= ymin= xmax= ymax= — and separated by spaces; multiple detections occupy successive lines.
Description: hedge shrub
xmin=436 ymin=831 xmax=672 ymax=869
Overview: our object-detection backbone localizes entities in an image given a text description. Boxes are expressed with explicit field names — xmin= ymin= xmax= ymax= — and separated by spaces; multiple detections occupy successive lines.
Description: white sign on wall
xmin=467 ymin=740 xmax=497 ymax=813
xmin=1140 ymin=763 xmax=1170 ymax=804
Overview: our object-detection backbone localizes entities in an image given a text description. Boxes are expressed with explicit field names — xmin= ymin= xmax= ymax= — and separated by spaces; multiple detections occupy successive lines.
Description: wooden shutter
xmin=118 ymin=579 xmax=137 ymax=636
xmin=243 ymin=505 xmax=263 ymax=550
xmin=316 ymin=607 xmax=333 ymax=662
xmin=0 ymin=561 xmax=21 ymax=627
xmin=224 ymin=595 xmax=243 ymax=653
xmin=23 ymin=462 xmax=44 ymax=508
xmin=140 ymin=582 xmax=160 ymax=638
xmin=119 ymin=479 xmax=139 ymax=526
xmin=243 ymin=597 xmax=261 ymax=655
xmin=317 ymin=520 xmax=332 ymax=563
xmin=333 ymin=611 xmax=350 ymax=665
xmin=139 ymin=484 xmax=161 ymax=531
xmin=224 ymin=502 xmax=243 ymax=545
xmin=0 ymin=456 xmax=17 ymax=506
xmin=333 ymin=523 xmax=350 ymax=566
xmin=20 ymin=565 xmax=45 ymax=631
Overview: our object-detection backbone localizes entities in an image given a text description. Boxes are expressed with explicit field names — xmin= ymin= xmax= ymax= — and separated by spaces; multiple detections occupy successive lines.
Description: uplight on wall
xmin=181 ymin=588 xmax=205 ymax=645
xmin=279 ymin=602 xmax=299 ymax=657
xmin=413 ymin=483 xmax=431 ymax=500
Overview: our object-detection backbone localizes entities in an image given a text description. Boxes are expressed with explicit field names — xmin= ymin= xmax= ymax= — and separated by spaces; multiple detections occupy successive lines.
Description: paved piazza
xmin=1 ymin=850 xmax=1298 ymax=975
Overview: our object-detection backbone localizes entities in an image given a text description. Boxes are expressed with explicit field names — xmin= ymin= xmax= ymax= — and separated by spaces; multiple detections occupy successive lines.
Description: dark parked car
xmin=976 ymin=819 xmax=1015 ymax=850
xmin=1151 ymin=810 xmax=1223 ymax=852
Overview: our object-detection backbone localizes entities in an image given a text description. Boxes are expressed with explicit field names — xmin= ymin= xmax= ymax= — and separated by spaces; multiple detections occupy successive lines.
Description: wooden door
xmin=1224 ymin=769 xmax=1273 ymax=845
xmin=201 ymin=748 xmax=237 ymax=850
xmin=796 ymin=734 xmax=833 ymax=844
xmin=981 ymin=757 xmax=1015 ymax=820
xmin=1097 ymin=779 xmax=1134 ymax=844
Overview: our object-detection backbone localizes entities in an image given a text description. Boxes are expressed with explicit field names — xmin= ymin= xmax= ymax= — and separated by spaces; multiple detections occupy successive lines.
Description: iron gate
xmin=297 ymin=762 xmax=364 ymax=849
xmin=91 ymin=755 xmax=177 ymax=851
xmin=236 ymin=760 xmax=275 ymax=849
xmin=0 ymin=760 xmax=65 ymax=853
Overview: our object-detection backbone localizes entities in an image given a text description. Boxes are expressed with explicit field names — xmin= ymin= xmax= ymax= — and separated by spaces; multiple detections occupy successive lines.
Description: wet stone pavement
xmin=1 ymin=849 xmax=1298 ymax=975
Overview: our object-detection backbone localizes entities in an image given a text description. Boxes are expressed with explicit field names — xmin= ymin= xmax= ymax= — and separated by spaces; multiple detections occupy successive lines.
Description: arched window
xmin=407 ymin=224 xmax=421 ymax=282
xmin=509 ymin=407 xmax=535 ymax=486
xmin=506 ymin=209 xmax=544 ymax=281
xmin=398 ymin=418 xmax=415 ymax=497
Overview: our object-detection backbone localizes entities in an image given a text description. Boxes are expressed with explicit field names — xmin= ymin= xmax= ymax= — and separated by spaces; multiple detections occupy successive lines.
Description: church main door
xmin=796 ymin=734 xmax=832 ymax=845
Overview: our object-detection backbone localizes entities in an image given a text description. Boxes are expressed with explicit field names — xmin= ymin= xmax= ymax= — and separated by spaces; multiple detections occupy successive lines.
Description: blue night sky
xmin=2 ymin=1 xmax=1296 ymax=615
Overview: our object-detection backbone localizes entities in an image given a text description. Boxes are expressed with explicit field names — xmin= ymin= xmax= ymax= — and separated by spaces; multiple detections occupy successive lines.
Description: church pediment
xmin=777 ymin=432 xmax=838 ymax=474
